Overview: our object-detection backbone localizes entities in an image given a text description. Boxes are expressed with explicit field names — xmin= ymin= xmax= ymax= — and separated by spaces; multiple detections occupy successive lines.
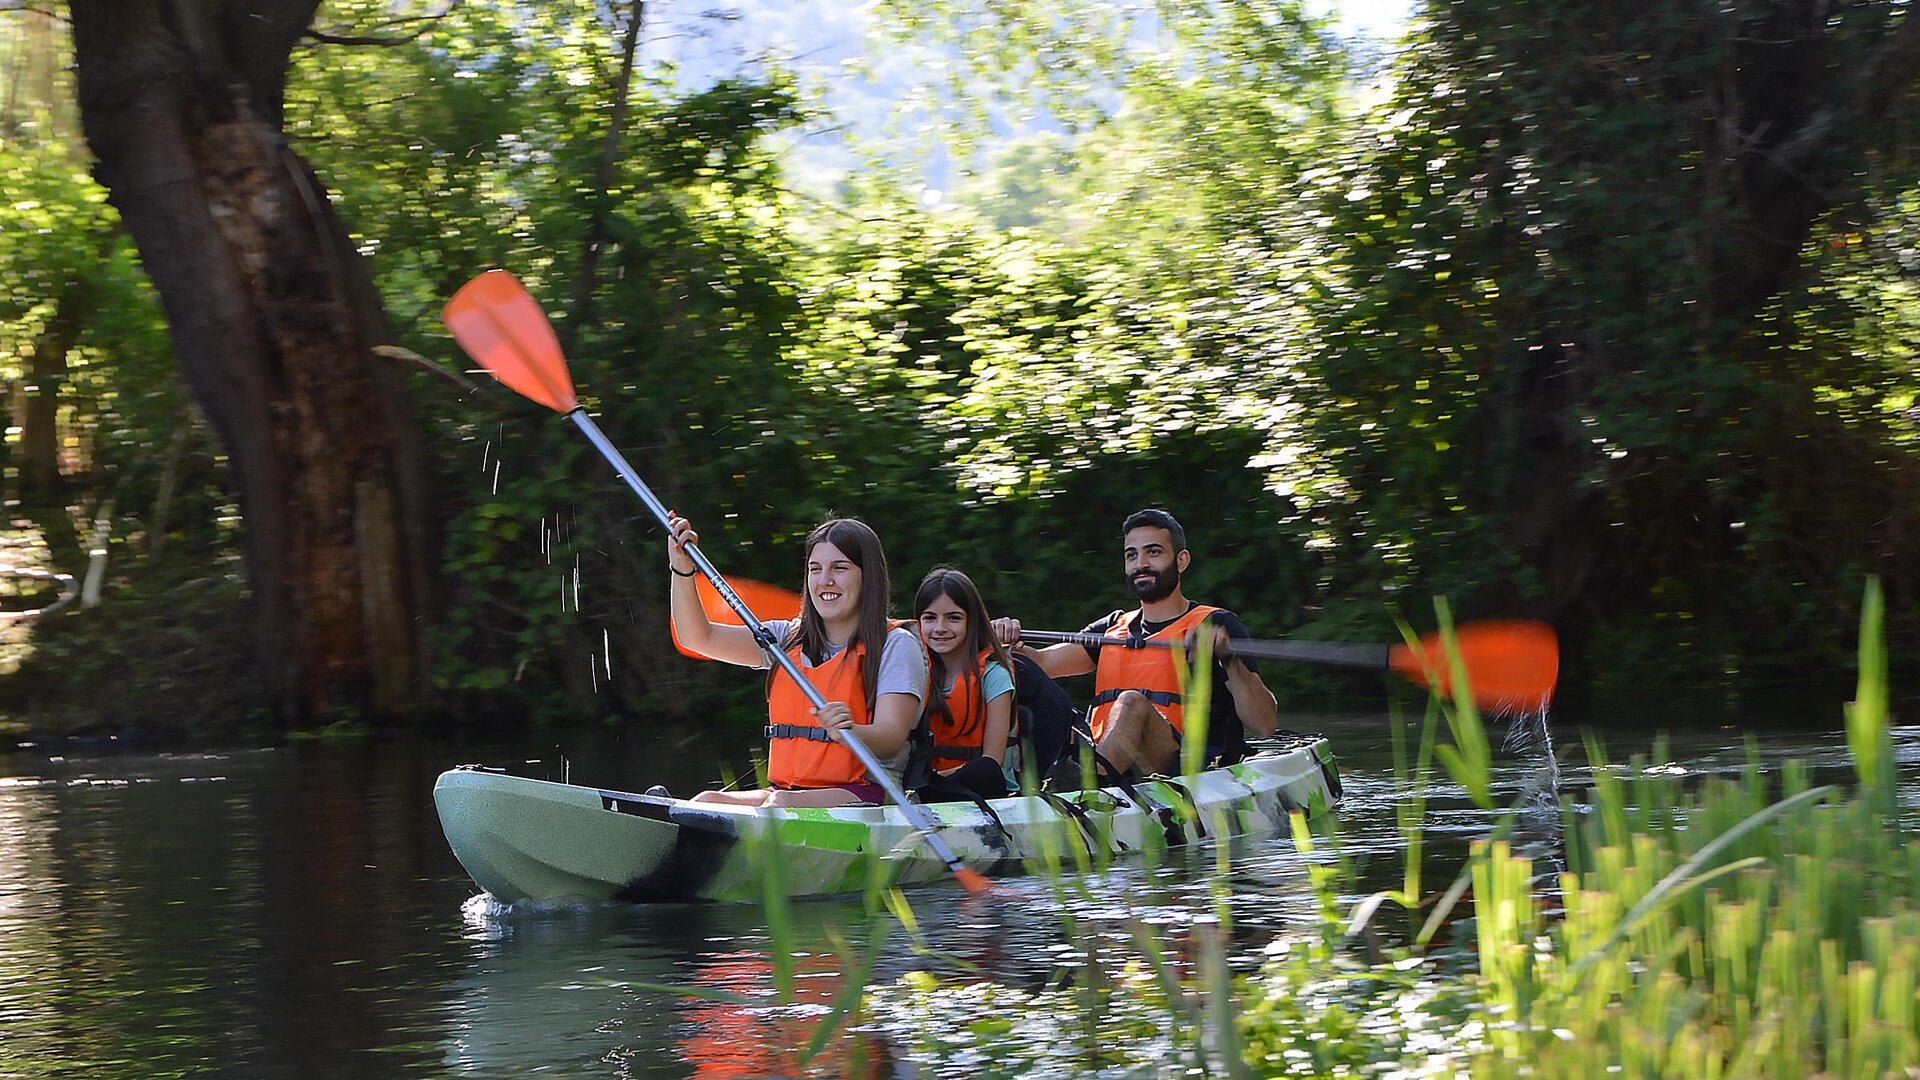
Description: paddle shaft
xmin=569 ymin=409 xmax=969 ymax=864
xmin=1020 ymin=628 xmax=1393 ymax=669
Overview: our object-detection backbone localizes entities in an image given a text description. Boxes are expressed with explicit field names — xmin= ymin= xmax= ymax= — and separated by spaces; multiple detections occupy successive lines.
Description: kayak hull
xmin=433 ymin=737 xmax=1341 ymax=903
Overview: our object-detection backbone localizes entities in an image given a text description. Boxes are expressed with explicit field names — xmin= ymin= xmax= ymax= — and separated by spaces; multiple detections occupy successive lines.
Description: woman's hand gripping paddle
xmin=1020 ymin=620 xmax=1559 ymax=713
xmin=442 ymin=270 xmax=990 ymax=894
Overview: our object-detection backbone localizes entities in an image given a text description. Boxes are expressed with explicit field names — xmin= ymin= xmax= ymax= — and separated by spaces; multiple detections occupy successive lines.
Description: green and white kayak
xmin=433 ymin=735 xmax=1341 ymax=904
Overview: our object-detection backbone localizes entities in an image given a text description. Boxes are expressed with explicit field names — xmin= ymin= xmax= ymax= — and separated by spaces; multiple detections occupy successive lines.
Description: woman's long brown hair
xmin=913 ymin=566 xmax=1012 ymax=737
xmin=778 ymin=517 xmax=892 ymax=711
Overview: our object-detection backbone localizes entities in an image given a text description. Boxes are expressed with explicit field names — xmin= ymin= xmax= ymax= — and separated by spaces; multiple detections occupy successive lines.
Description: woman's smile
xmin=807 ymin=541 xmax=860 ymax=623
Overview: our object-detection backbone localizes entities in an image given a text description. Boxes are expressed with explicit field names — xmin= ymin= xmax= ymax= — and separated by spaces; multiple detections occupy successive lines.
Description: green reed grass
xmin=718 ymin=579 xmax=1916 ymax=1077
xmin=1431 ymin=578 xmax=1918 ymax=1078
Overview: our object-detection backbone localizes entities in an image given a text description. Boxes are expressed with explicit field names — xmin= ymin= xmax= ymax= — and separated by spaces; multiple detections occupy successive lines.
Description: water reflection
xmin=0 ymin=745 xmax=476 ymax=1078
xmin=443 ymin=898 xmax=891 ymax=1077
xmin=434 ymin=834 xmax=1331 ymax=1078
xmin=0 ymin=694 xmax=1892 ymax=1078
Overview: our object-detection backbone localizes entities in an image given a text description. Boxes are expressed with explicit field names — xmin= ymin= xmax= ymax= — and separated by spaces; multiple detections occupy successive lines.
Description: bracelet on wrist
xmin=670 ymin=565 xmax=696 ymax=578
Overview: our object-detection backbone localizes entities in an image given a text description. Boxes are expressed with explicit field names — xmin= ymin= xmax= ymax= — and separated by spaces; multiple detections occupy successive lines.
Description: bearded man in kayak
xmin=993 ymin=509 xmax=1279 ymax=778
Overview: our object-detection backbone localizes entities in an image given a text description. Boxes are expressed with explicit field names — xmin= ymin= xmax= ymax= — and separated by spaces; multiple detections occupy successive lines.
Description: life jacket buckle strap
xmin=765 ymin=723 xmax=834 ymax=743
xmin=1089 ymin=689 xmax=1182 ymax=707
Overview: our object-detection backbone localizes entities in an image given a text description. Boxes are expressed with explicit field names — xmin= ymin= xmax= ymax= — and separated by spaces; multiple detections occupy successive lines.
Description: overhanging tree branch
xmin=561 ymin=0 xmax=646 ymax=353
xmin=0 ymin=3 xmax=67 ymax=21
xmin=1772 ymin=8 xmax=1920 ymax=175
xmin=304 ymin=0 xmax=465 ymax=46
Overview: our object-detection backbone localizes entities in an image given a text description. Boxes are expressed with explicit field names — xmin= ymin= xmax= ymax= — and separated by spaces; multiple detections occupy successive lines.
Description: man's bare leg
xmin=1095 ymin=691 xmax=1182 ymax=776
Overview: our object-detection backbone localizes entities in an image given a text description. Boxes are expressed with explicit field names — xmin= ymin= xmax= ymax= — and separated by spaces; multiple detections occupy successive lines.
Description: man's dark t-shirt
xmin=1079 ymin=601 xmax=1261 ymax=762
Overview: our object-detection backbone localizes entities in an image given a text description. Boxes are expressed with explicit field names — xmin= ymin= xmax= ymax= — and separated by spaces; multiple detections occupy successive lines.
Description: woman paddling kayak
xmin=666 ymin=513 xmax=928 ymax=807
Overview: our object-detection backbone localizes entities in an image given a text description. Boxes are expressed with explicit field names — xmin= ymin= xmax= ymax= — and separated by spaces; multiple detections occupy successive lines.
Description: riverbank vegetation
xmin=3 ymin=2 xmax=1920 ymax=735
xmin=789 ymin=582 xmax=1913 ymax=1076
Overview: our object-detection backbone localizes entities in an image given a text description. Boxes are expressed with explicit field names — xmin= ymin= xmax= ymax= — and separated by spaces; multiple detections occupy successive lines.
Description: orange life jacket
xmin=764 ymin=623 xmax=920 ymax=789
xmin=764 ymin=635 xmax=875 ymax=789
xmin=1088 ymin=604 xmax=1222 ymax=741
xmin=925 ymin=647 xmax=1001 ymax=772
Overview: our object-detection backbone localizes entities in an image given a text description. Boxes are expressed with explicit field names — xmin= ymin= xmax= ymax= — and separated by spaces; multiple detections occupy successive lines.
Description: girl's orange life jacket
xmin=1088 ymin=604 xmax=1222 ymax=741
xmin=924 ymin=647 xmax=1002 ymax=772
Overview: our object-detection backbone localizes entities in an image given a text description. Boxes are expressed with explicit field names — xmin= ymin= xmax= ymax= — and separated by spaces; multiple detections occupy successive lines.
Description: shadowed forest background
xmin=1 ymin=0 xmax=1917 ymax=737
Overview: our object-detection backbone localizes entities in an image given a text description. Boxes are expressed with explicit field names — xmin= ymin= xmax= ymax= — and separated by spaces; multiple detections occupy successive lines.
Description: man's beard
xmin=1128 ymin=565 xmax=1179 ymax=603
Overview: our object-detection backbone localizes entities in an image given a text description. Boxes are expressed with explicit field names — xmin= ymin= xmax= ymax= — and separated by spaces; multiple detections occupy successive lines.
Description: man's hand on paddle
xmin=1183 ymin=622 xmax=1237 ymax=667
xmin=992 ymin=617 xmax=1094 ymax=680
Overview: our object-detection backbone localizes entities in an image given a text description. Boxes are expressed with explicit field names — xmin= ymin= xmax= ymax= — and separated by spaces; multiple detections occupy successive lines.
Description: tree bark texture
xmin=69 ymin=0 xmax=436 ymax=723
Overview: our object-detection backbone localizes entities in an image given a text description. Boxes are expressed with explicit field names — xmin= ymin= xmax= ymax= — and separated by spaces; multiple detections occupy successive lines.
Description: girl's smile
xmin=918 ymin=593 xmax=967 ymax=656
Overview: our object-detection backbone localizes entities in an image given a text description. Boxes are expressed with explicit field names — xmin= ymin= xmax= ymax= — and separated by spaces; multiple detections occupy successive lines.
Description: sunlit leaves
xmin=0 ymin=11 xmax=183 ymax=505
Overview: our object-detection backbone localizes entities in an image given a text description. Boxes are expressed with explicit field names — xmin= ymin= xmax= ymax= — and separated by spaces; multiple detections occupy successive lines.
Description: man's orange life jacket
xmin=764 ymin=636 xmax=875 ymax=789
xmin=1088 ymin=604 xmax=1222 ymax=741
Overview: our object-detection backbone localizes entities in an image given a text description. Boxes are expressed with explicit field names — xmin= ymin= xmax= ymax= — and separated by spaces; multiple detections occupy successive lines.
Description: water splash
xmin=1499 ymin=706 xmax=1565 ymax=884
xmin=1500 ymin=706 xmax=1561 ymax=807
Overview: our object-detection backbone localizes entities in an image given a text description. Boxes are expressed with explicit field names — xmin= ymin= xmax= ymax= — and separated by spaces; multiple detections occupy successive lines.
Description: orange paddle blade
xmin=442 ymin=270 xmax=579 ymax=413
xmin=953 ymin=867 xmax=993 ymax=894
xmin=671 ymin=575 xmax=803 ymax=659
xmin=1387 ymin=620 xmax=1559 ymax=712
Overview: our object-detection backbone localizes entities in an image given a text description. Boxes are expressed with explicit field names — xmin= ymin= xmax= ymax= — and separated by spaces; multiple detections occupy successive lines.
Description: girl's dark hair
xmin=781 ymin=517 xmax=891 ymax=711
xmin=913 ymin=566 xmax=1012 ymax=737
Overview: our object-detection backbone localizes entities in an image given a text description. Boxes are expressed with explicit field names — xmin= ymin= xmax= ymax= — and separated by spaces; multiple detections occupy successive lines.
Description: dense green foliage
xmin=1302 ymin=0 xmax=1920 ymax=687
xmin=0 ymin=0 xmax=1917 ymax=734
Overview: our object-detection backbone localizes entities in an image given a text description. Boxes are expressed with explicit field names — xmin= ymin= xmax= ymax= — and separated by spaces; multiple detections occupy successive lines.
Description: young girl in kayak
xmin=913 ymin=566 xmax=1017 ymax=801
xmin=666 ymin=513 xmax=928 ymax=807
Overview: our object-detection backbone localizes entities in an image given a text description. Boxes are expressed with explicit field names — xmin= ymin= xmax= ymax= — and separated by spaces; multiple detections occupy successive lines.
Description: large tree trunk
xmin=69 ymin=0 xmax=435 ymax=723
xmin=15 ymin=276 xmax=77 ymax=506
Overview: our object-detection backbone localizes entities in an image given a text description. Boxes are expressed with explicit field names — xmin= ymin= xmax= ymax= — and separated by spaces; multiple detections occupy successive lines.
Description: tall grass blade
xmin=1404 ymin=599 xmax=1493 ymax=810
xmin=1846 ymin=577 xmax=1893 ymax=811
xmin=752 ymin=814 xmax=797 ymax=1003
xmin=797 ymin=919 xmax=891 ymax=1066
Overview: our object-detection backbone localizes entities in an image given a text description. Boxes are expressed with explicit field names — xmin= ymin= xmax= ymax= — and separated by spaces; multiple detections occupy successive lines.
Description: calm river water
xmin=0 ymin=686 xmax=1894 ymax=1078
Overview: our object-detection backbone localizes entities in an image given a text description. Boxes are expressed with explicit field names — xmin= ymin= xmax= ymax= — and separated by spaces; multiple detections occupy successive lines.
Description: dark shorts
xmin=772 ymin=780 xmax=887 ymax=804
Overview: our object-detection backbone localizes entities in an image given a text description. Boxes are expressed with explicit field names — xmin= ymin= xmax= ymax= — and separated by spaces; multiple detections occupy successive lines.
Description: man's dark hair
xmin=1121 ymin=508 xmax=1187 ymax=552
